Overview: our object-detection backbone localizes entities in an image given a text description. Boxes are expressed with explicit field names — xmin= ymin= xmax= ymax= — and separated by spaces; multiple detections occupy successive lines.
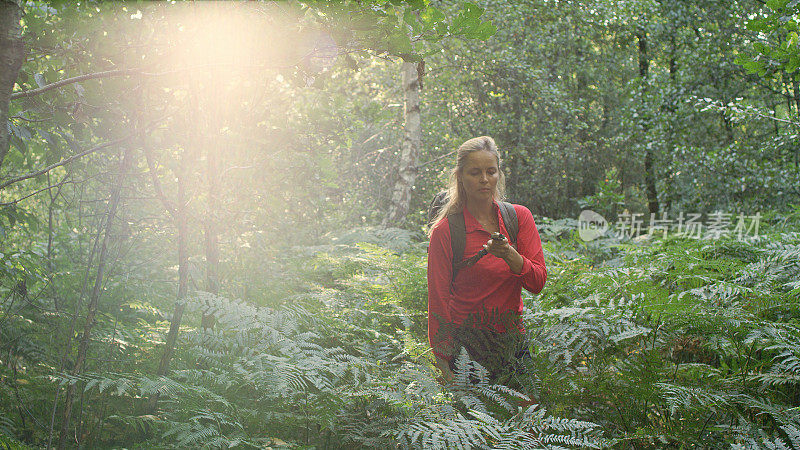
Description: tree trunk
xmin=47 ymin=191 xmax=105 ymax=449
xmin=0 ymin=0 xmax=26 ymax=170
xmin=150 ymin=151 xmax=189 ymax=408
xmin=637 ymin=29 xmax=659 ymax=215
xmin=383 ymin=60 xmax=421 ymax=226
xmin=664 ymin=33 xmax=678 ymax=213
xmin=57 ymin=147 xmax=132 ymax=450
xmin=202 ymin=144 xmax=219 ymax=329
xmin=792 ymin=77 xmax=800 ymax=122
xmin=201 ymin=26 xmax=221 ymax=329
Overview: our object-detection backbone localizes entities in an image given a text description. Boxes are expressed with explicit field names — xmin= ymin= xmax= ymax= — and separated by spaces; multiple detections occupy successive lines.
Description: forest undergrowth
xmin=2 ymin=210 xmax=800 ymax=448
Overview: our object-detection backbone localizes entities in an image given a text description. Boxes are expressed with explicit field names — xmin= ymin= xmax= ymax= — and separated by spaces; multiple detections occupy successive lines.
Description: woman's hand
xmin=484 ymin=234 xmax=524 ymax=274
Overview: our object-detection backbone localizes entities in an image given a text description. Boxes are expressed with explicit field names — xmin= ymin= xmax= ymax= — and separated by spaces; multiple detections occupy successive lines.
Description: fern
xmin=0 ymin=416 xmax=16 ymax=442
xmin=390 ymin=348 xmax=602 ymax=449
xmin=0 ymin=432 xmax=29 ymax=450
xmin=656 ymin=382 xmax=732 ymax=416
xmin=10 ymin=225 xmax=798 ymax=448
xmin=398 ymin=404 xmax=603 ymax=449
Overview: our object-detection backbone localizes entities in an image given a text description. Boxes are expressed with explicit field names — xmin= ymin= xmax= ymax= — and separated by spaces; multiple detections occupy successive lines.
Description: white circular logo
xmin=578 ymin=210 xmax=608 ymax=241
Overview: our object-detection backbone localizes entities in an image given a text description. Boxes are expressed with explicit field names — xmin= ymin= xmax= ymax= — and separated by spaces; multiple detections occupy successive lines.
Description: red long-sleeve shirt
xmin=427 ymin=202 xmax=547 ymax=360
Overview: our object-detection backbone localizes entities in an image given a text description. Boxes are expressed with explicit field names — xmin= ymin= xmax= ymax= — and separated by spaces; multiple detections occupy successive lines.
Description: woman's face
xmin=459 ymin=150 xmax=499 ymax=204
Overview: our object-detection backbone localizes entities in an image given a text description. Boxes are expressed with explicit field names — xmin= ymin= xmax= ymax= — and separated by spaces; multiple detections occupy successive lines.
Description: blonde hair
xmin=428 ymin=136 xmax=505 ymax=237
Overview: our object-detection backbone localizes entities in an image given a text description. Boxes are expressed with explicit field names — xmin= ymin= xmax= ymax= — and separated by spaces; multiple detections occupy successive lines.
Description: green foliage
xmin=398 ymin=403 xmax=602 ymax=449
xmin=5 ymin=226 xmax=603 ymax=448
xmin=736 ymin=0 xmax=800 ymax=80
xmin=0 ymin=432 xmax=30 ymax=450
xmin=578 ymin=167 xmax=625 ymax=219
xmin=4 ymin=213 xmax=800 ymax=447
xmin=305 ymin=0 xmax=496 ymax=61
xmin=531 ymin=228 xmax=800 ymax=447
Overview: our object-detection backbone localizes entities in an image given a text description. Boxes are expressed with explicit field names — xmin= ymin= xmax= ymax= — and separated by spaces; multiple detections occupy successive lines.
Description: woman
xmin=427 ymin=136 xmax=547 ymax=383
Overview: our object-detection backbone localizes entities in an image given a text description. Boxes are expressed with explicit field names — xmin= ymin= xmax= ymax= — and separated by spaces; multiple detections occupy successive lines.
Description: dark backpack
xmin=428 ymin=191 xmax=519 ymax=279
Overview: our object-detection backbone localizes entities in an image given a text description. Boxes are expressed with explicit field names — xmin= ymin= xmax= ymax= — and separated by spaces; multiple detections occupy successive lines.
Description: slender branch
xmin=10 ymin=56 xmax=325 ymax=100
xmin=0 ymin=114 xmax=170 ymax=191
xmin=47 ymin=199 xmax=106 ymax=449
xmin=142 ymin=138 xmax=177 ymax=219
xmin=417 ymin=150 xmax=456 ymax=168
xmin=360 ymin=117 xmax=402 ymax=147
xmin=747 ymin=109 xmax=800 ymax=126
xmin=57 ymin=146 xmax=134 ymax=450
xmin=0 ymin=137 xmax=129 ymax=191
xmin=219 ymin=165 xmax=254 ymax=178
xmin=0 ymin=177 xmax=76 ymax=206
xmin=11 ymin=69 xmax=142 ymax=100
xmin=10 ymin=114 xmax=52 ymax=123
xmin=698 ymin=98 xmax=800 ymax=127
xmin=697 ymin=412 xmax=715 ymax=442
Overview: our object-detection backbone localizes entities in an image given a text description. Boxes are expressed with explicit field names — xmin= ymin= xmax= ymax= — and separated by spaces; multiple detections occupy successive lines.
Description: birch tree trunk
xmin=383 ymin=61 xmax=421 ymax=226
xmin=0 ymin=0 xmax=25 ymax=170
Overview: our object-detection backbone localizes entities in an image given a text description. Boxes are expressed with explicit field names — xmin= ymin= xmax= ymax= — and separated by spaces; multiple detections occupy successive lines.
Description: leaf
xmin=766 ymin=0 xmax=789 ymax=11
xmin=420 ymin=6 xmax=445 ymax=27
xmin=42 ymin=130 xmax=63 ymax=160
xmin=450 ymin=13 xmax=468 ymax=34
xmin=34 ymin=73 xmax=46 ymax=88
xmin=84 ymin=378 xmax=99 ymax=392
xmin=116 ymin=379 xmax=129 ymax=396
xmin=9 ymin=122 xmax=31 ymax=141
xmin=74 ymin=82 xmax=85 ymax=97
xmin=473 ymin=21 xmax=497 ymax=40
xmin=746 ymin=18 xmax=770 ymax=32
xmin=403 ymin=8 xmax=423 ymax=34
xmin=387 ymin=32 xmax=412 ymax=55
xmin=753 ymin=42 xmax=772 ymax=55
xmin=786 ymin=55 xmax=800 ymax=73
xmin=738 ymin=58 xmax=765 ymax=75
xmin=404 ymin=0 xmax=426 ymax=10
xmin=10 ymin=135 xmax=26 ymax=155
xmin=462 ymin=2 xmax=484 ymax=20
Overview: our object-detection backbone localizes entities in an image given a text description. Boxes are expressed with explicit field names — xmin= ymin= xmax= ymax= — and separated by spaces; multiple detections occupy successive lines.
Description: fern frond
xmin=657 ymin=382 xmax=731 ymax=416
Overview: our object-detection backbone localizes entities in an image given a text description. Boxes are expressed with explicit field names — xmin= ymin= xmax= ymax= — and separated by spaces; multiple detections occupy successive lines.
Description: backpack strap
xmin=447 ymin=212 xmax=466 ymax=280
xmin=498 ymin=201 xmax=518 ymax=245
